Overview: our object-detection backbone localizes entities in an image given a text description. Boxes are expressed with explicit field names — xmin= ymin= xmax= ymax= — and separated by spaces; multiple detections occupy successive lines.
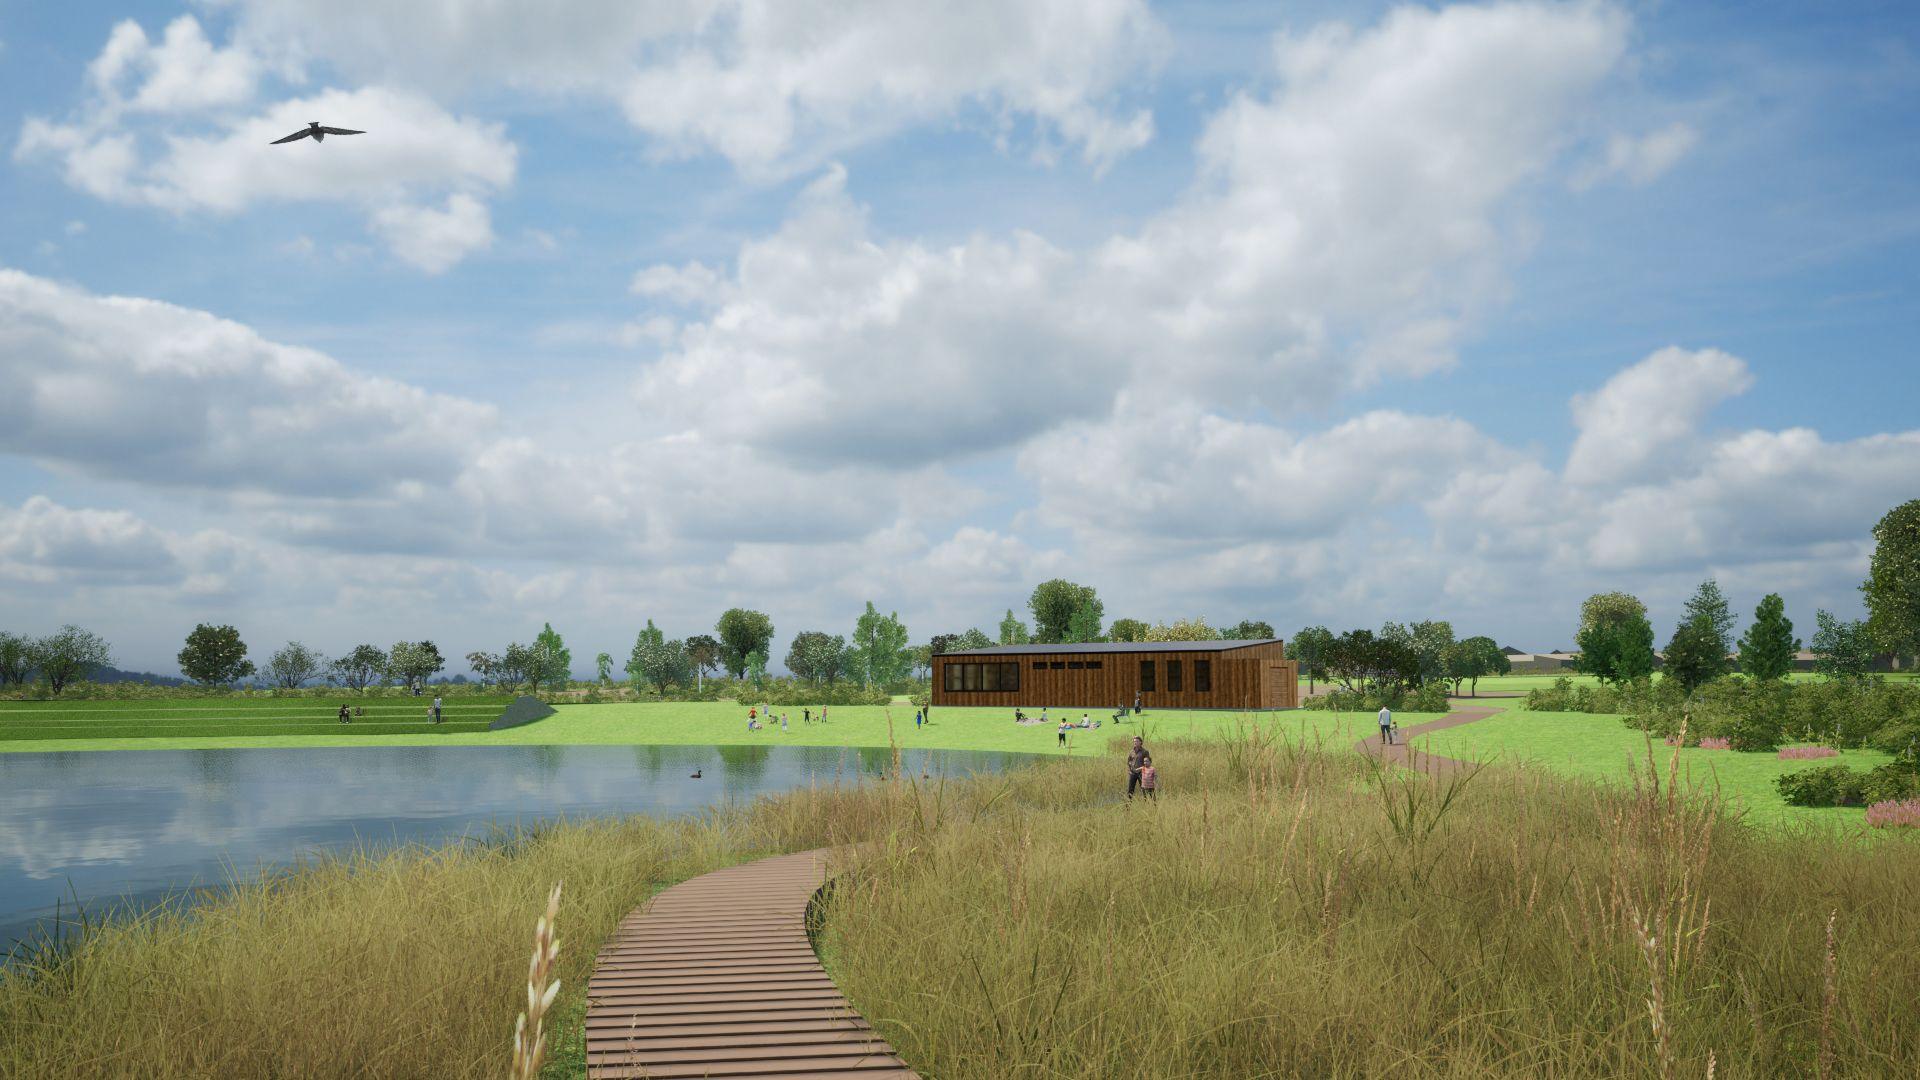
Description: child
xmin=1140 ymin=764 xmax=1158 ymax=800
xmin=781 ymin=712 xmax=789 ymax=732
xmin=749 ymin=706 xmax=757 ymax=721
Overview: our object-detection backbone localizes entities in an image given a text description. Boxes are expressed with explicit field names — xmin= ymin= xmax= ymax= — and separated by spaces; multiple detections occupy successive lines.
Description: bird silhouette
xmin=689 ymin=769 xmax=702 ymax=779
xmin=271 ymin=122 xmax=364 ymax=145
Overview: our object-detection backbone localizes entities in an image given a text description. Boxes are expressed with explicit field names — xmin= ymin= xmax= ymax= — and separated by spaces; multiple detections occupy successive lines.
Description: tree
xmin=265 ymin=642 xmax=326 ymax=689
xmin=0 ymin=631 xmax=31 ymax=687
xmin=28 ymin=625 xmax=111 ymax=695
xmin=1811 ymin=610 xmax=1875 ymax=681
xmin=627 ymin=622 xmax=691 ymax=696
xmin=1574 ymin=593 xmax=1655 ymax=686
xmin=1683 ymin=579 xmax=1737 ymax=661
xmin=465 ymin=650 xmax=498 ymax=688
xmin=1028 ymin=580 xmax=1101 ymax=644
xmin=954 ymin=628 xmax=994 ymax=652
xmin=745 ymin=647 xmax=769 ymax=684
xmin=1373 ymin=623 xmax=1423 ymax=691
xmin=178 ymin=624 xmax=254 ymax=686
xmin=997 ymin=609 xmax=1031 ymax=645
xmin=1863 ymin=500 xmax=1920 ymax=659
xmin=715 ymin=609 xmax=775 ymax=678
xmin=1226 ymin=619 xmax=1276 ymax=641
xmin=333 ymin=645 xmax=389 ymax=691
xmin=1107 ymin=618 xmax=1150 ymax=643
xmin=594 ymin=652 xmax=613 ymax=684
xmin=1664 ymin=616 xmax=1724 ymax=695
xmin=849 ymin=602 xmax=911 ymax=687
xmin=498 ymin=642 xmax=538 ymax=692
xmin=389 ymin=641 xmax=446 ymax=692
xmin=1580 ymin=592 xmax=1649 ymax=636
xmin=1289 ymin=626 xmax=1334 ymax=693
xmin=910 ymin=643 xmax=934 ymax=680
xmin=685 ymin=634 xmax=722 ymax=690
xmin=1143 ymin=617 xmax=1217 ymax=642
xmin=786 ymin=631 xmax=845 ymax=684
xmin=928 ymin=633 xmax=960 ymax=657
xmin=1446 ymin=636 xmax=1509 ymax=696
xmin=1064 ymin=600 xmax=1104 ymax=644
xmin=1409 ymin=620 xmax=1455 ymax=688
xmin=1325 ymin=629 xmax=1377 ymax=692
xmin=531 ymin=623 xmax=571 ymax=691
xmin=1736 ymin=593 xmax=1799 ymax=681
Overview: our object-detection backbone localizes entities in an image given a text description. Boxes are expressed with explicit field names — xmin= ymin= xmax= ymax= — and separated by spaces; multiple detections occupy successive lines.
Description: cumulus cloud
xmin=216 ymin=0 xmax=1164 ymax=173
xmin=0 ymin=497 xmax=182 ymax=585
xmin=632 ymin=2 xmax=1632 ymax=468
xmin=16 ymin=20 xmax=516 ymax=272
xmin=1572 ymin=121 xmax=1698 ymax=189
xmin=1565 ymin=346 xmax=1754 ymax=486
xmin=0 ymin=268 xmax=496 ymax=497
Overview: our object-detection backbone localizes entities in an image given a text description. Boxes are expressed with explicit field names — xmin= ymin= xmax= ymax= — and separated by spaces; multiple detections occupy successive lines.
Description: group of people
xmin=333 ymin=696 xmax=445 ymax=724
xmin=744 ymin=704 xmax=844 ymax=733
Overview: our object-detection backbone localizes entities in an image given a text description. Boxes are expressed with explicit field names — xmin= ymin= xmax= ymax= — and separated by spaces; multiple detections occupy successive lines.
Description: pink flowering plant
xmin=1778 ymin=746 xmax=1840 ymax=760
xmin=1864 ymin=799 xmax=1920 ymax=828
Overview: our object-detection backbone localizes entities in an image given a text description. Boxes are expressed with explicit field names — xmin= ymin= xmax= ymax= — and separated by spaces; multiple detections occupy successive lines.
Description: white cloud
xmin=632 ymin=2 xmax=1633 ymax=467
xmin=1565 ymin=346 xmax=1754 ymax=486
xmin=16 ymin=20 xmax=517 ymax=273
xmin=0 ymin=267 xmax=496 ymax=498
xmin=1573 ymin=121 xmax=1698 ymax=189
xmin=0 ymin=497 xmax=181 ymax=585
xmin=368 ymin=193 xmax=493 ymax=274
xmin=215 ymin=0 xmax=1165 ymax=174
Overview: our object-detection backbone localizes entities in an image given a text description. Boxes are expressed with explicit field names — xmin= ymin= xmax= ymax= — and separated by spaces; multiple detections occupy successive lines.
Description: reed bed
xmin=821 ymin=722 xmax=1920 ymax=1078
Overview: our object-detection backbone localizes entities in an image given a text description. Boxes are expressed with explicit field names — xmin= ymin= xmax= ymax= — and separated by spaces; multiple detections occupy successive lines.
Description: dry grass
xmin=819 ymin=718 xmax=1920 ymax=1078
xmin=6 ymin=720 xmax=1919 ymax=1079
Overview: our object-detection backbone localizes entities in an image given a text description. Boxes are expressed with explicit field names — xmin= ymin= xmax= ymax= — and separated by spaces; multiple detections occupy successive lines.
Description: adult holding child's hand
xmin=1127 ymin=735 xmax=1152 ymax=800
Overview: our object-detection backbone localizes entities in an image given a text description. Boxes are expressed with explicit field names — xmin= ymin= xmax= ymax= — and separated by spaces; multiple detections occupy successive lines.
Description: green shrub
xmin=1303 ymin=682 xmax=1448 ymax=713
xmin=1776 ymin=761 xmax=1920 ymax=807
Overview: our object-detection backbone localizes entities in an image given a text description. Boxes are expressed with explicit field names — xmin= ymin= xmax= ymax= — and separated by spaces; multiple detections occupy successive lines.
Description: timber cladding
xmin=930 ymin=640 xmax=1299 ymax=711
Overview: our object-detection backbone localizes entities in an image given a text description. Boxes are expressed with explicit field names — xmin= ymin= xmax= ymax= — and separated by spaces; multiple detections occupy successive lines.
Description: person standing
xmin=1133 ymin=691 xmax=1142 ymax=715
xmin=1126 ymin=736 xmax=1152 ymax=799
xmin=781 ymin=712 xmax=789 ymax=733
xmin=1057 ymin=721 xmax=1069 ymax=748
xmin=338 ymin=704 xmax=351 ymax=724
xmin=804 ymin=708 xmax=811 ymax=725
xmin=1378 ymin=703 xmax=1395 ymax=746
xmin=432 ymin=694 xmax=444 ymax=724
xmin=914 ymin=709 xmax=923 ymax=729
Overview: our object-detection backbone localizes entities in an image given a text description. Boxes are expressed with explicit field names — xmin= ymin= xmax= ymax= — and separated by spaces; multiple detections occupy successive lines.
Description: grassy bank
xmin=6 ymin=724 xmax=1919 ymax=1077
xmin=0 ymin=697 xmax=508 ymax=742
xmin=1406 ymin=703 xmax=1898 ymax=826
xmin=0 ymin=699 xmax=1436 ymax=756
xmin=821 ymin=727 xmax=1920 ymax=1077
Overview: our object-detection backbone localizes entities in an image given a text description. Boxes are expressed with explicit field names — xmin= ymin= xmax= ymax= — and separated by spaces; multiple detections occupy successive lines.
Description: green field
xmin=0 ymin=697 xmax=509 ymax=742
xmin=0 ymin=697 xmax=1443 ymax=756
xmin=1405 ymin=700 xmax=1897 ymax=827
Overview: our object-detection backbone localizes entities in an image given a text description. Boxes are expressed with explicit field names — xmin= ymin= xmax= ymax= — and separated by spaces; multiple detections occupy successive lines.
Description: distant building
xmin=930 ymin=639 xmax=1299 ymax=710
xmin=1503 ymin=649 xmax=1578 ymax=674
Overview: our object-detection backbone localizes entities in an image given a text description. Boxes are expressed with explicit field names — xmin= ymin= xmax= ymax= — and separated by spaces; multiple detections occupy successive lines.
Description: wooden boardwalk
xmin=585 ymin=849 xmax=919 ymax=1079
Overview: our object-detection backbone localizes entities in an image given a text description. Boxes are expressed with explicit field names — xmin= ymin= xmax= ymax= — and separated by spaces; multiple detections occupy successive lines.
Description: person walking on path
xmin=1378 ymin=703 xmax=1395 ymax=746
xmin=1126 ymin=736 xmax=1153 ymax=799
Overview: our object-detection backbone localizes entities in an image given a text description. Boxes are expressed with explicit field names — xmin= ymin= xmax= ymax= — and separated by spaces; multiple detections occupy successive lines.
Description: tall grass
xmin=7 ymin=722 xmax=1918 ymax=1078
xmin=819 ymin=720 xmax=1920 ymax=1077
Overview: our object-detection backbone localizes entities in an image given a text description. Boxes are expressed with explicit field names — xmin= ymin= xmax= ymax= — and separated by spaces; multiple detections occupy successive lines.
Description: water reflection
xmin=0 ymin=744 xmax=1031 ymax=953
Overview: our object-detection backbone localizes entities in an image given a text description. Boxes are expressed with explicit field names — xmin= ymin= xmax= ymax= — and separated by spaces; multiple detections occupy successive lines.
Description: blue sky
xmin=2 ymin=0 xmax=1915 ymax=675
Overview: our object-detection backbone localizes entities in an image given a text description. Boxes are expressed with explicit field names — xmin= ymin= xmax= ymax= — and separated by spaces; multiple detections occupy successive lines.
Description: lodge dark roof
xmin=939 ymin=639 xmax=1282 ymax=656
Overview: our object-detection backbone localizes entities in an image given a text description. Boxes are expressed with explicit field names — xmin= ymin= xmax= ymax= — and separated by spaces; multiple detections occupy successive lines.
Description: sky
xmin=1 ymin=0 xmax=1916 ymax=677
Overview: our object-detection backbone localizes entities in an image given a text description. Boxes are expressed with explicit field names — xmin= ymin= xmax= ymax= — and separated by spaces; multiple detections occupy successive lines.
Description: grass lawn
xmin=0 ymin=696 xmax=507 ymax=742
xmin=1406 ymin=701 xmax=1897 ymax=827
xmin=0 ymin=698 xmax=1444 ymax=756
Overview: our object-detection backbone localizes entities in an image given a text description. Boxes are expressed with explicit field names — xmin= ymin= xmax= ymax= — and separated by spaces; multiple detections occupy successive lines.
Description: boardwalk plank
xmin=584 ymin=849 xmax=918 ymax=1079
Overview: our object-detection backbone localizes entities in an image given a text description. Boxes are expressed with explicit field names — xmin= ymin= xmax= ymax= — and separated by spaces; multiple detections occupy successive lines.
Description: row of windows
xmin=941 ymin=658 xmax=1210 ymax=693
xmin=943 ymin=662 xmax=1022 ymax=693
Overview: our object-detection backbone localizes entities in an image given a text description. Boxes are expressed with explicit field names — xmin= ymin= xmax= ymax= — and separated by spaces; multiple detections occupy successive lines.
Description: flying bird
xmin=271 ymin=122 xmax=364 ymax=145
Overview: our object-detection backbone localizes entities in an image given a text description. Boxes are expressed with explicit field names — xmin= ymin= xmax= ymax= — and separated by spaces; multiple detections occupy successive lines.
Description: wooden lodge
xmin=930 ymin=639 xmax=1300 ymax=711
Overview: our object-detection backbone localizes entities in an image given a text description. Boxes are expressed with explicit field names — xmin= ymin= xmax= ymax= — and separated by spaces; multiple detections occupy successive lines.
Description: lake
xmin=0 ymin=743 xmax=1033 ymax=953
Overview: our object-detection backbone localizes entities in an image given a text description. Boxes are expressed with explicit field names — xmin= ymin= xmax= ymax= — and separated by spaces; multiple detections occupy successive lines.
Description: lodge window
xmin=1067 ymin=661 xmax=1084 ymax=669
xmin=1195 ymin=659 xmax=1212 ymax=693
xmin=1167 ymin=660 xmax=1183 ymax=692
xmin=1089 ymin=661 xmax=1103 ymax=669
xmin=945 ymin=662 xmax=1020 ymax=693
xmin=1050 ymin=661 xmax=1066 ymax=669
xmin=1139 ymin=659 xmax=1155 ymax=691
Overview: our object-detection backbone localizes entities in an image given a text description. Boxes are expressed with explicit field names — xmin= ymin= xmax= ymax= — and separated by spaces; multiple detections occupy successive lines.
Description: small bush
xmin=1302 ymin=682 xmax=1449 ymax=713
xmin=1777 ymin=746 xmax=1839 ymax=760
xmin=1777 ymin=762 xmax=1920 ymax=807
xmin=1697 ymin=736 xmax=1731 ymax=750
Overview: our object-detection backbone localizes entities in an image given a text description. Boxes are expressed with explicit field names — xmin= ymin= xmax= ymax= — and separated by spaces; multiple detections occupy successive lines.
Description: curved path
xmin=585 ymin=848 xmax=918 ymax=1079
xmin=1354 ymin=695 xmax=1520 ymax=775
